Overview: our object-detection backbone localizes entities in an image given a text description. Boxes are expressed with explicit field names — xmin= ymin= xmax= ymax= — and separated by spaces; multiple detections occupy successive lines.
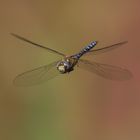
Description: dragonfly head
xmin=56 ymin=61 xmax=70 ymax=74
xmin=56 ymin=58 xmax=75 ymax=74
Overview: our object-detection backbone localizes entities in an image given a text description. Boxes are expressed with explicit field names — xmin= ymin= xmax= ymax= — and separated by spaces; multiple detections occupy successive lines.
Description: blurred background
xmin=0 ymin=0 xmax=140 ymax=140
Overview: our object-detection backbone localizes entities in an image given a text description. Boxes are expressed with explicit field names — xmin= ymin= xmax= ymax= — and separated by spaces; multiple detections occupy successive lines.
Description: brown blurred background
xmin=0 ymin=0 xmax=140 ymax=140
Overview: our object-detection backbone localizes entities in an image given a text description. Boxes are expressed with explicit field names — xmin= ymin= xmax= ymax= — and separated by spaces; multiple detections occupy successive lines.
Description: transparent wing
xmin=86 ymin=41 xmax=128 ymax=55
xmin=78 ymin=59 xmax=133 ymax=81
xmin=11 ymin=33 xmax=66 ymax=57
xmin=14 ymin=61 xmax=60 ymax=86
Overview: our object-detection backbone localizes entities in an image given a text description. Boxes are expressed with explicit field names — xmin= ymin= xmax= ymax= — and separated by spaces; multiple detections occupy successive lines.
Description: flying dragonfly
xmin=11 ymin=33 xmax=133 ymax=86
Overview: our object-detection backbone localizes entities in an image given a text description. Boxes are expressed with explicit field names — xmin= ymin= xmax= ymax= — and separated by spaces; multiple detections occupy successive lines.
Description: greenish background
xmin=1 ymin=0 xmax=140 ymax=140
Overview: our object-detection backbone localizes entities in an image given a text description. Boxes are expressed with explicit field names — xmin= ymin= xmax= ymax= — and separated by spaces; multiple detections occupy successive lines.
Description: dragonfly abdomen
xmin=74 ymin=41 xmax=97 ymax=59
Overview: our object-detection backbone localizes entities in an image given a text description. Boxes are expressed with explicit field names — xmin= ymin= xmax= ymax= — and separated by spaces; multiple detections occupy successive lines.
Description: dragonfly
xmin=11 ymin=33 xmax=133 ymax=86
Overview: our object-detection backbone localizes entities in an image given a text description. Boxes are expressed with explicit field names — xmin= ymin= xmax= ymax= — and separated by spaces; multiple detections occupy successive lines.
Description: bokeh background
xmin=1 ymin=0 xmax=140 ymax=140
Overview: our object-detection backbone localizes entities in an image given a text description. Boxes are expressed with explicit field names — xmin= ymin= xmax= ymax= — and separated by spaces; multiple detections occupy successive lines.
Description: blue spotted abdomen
xmin=74 ymin=41 xmax=97 ymax=59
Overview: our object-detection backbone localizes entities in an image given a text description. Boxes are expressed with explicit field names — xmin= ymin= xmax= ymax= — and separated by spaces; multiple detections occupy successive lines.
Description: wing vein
xmin=11 ymin=33 xmax=65 ymax=56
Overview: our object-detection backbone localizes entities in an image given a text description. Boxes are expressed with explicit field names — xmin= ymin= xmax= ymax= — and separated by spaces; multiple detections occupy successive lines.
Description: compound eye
xmin=58 ymin=65 xmax=65 ymax=73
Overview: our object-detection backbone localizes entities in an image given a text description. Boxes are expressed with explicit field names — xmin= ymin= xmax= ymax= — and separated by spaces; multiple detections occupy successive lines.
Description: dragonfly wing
xmin=14 ymin=61 xmax=60 ymax=86
xmin=86 ymin=41 xmax=128 ymax=55
xmin=11 ymin=33 xmax=66 ymax=57
xmin=78 ymin=59 xmax=133 ymax=81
